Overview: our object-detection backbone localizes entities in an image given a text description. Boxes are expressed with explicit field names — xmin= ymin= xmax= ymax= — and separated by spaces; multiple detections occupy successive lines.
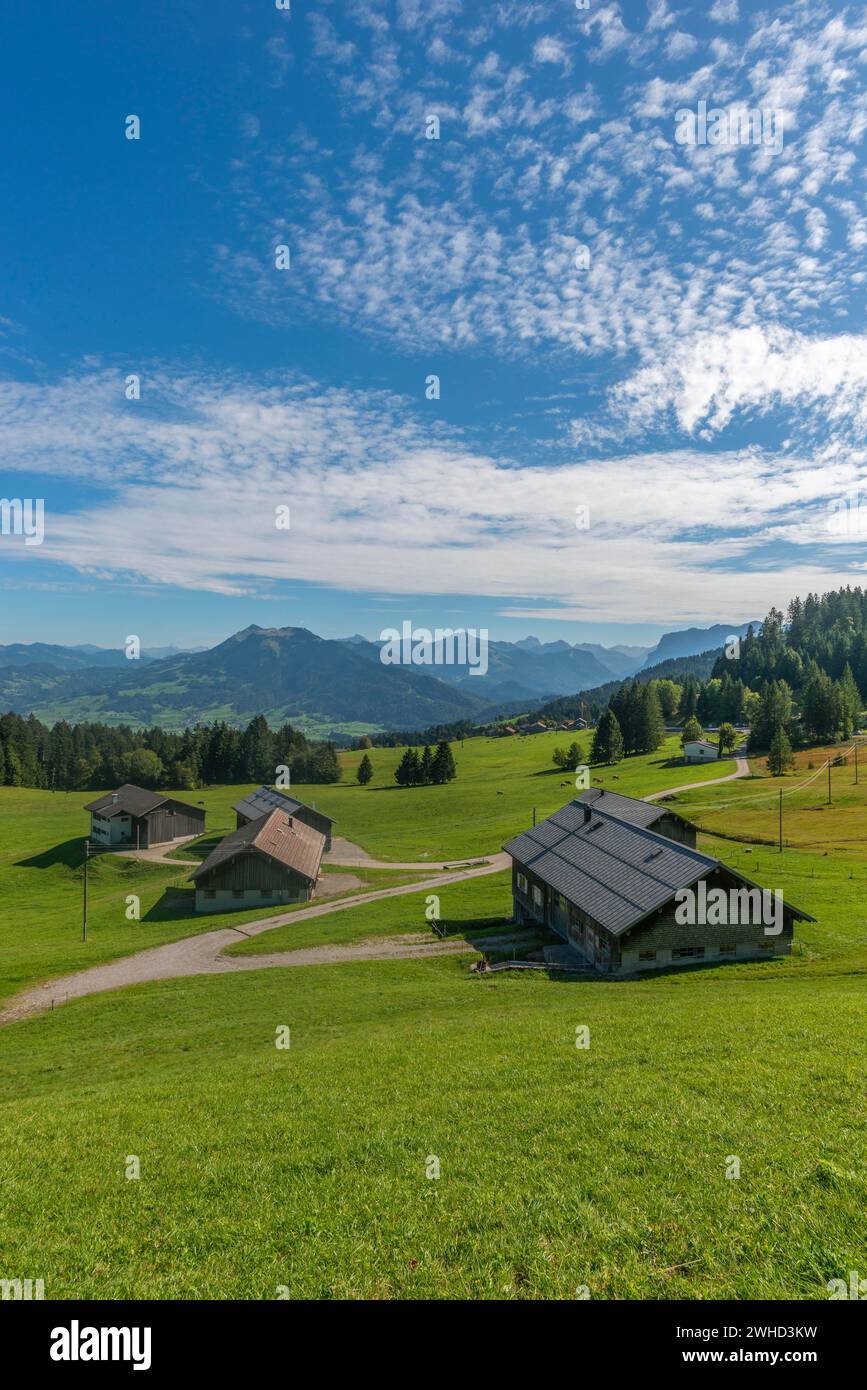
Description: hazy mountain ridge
xmin=0 ymin=620 xmax=754 ymax=732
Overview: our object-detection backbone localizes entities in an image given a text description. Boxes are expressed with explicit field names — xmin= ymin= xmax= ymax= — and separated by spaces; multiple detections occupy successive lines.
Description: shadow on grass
xmin=16 ymin=838 xmax=87 ymax=870
xmin=142 ymin=887 xmax=198 ymax=923
xmin=164 ymin=832 xmax=225 ymax=863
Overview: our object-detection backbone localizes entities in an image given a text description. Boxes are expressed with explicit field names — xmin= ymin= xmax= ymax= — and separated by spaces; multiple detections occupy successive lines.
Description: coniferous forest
xmin=0 ymin=713 xmax=342 ymax=791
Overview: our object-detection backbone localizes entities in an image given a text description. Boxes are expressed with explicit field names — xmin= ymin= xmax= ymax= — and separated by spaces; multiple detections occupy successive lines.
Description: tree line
xmin=394 ymin=741 xmax=457 ymax=786
xmin=0 ymin=712 xmax=342 ymax=791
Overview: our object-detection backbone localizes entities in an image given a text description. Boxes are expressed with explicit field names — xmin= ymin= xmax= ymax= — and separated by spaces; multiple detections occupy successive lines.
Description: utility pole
xmin=828 ymin=757 xmax=832 ymax=805
xmin=532 ymin=806 xmax=536 ymax=827
xmin=779 ymin=789 xmax=783 ymax=853
xmin=82 ymin=838 xmax=89 ymax=942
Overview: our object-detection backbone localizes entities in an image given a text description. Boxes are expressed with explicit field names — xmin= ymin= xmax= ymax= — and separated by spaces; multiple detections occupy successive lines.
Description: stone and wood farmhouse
xmin=233 ymin=785 xmax=335 ymax=850
xmin=504 ymin=788 xmax=812 ymax=975
xmin=191 ymin=808 xmax=325 ymax=913
xmin=84 ymin=784 xmax=205 ymax=848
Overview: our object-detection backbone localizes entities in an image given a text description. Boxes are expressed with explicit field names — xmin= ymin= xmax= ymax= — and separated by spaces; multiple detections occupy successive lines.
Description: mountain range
xmin=0 ymin=621 xmax=757 ymax=735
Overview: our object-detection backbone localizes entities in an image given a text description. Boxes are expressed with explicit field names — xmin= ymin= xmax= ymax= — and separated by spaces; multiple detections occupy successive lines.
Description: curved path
xmin=644 ymin=748 xmax=750 ymax=801
xmin=2 ymin=754 xmax=752 ymax=1027
xmin=0 ymin=855 xmax=511 ymax=1026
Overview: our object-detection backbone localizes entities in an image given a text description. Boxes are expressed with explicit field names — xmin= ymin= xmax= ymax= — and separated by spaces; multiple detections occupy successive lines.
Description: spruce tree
xmin=431 ymin=740 xmax=456 ymax=783
xmin=421 ymin=744 xmax=433 ymax=784
xmin=590 ymin=708 xmax=623 ymax=764
xmin=357 ymin=753 xmax=373 ymax=785
xmin=768 ymin=726 xmax=794 ymax=775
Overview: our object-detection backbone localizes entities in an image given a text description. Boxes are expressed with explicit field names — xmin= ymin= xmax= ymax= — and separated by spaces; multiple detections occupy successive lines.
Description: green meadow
xmin=0 ymin=733 xmax=865 ymax=1300
xmin=290 ymin=731 xmax=735 ymax=861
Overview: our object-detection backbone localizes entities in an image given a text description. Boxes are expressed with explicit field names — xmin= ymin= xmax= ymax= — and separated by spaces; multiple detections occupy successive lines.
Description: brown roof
xmin=191 ymin=809 xmax=325 ymax=885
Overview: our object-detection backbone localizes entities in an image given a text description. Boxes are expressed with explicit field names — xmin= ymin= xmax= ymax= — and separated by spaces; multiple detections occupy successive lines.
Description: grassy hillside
xmin=291 ymin=731 xmax=736 ymax=861
xmin=0 ymin=935 xmax=863 ymax=1299
xmin=669 ymin=739 xmax=867 ymax=857
xmin=1 ymin=734 xmax=864 ymax=1301
xmin=0 ymin=735 xmax=732 ymax=1004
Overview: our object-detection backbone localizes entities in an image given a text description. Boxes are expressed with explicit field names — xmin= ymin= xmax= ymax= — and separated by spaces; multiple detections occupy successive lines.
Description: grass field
xmin=1 ymin=733 xmax=864 ymax=1300
xmin=669 ymin=737 xmax=867 ymax=857
xmin=288 ymin=732 xmax=736 ymax=861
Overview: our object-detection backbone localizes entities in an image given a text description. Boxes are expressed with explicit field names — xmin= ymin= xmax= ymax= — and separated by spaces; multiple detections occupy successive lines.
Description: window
xmin=204 ymin=890 xmax=216 ymax=901
xmin=719 ymin=943 xmax=736 ymax=954
xmin=516 ymin=872 xmax=528 ymax=893
xmin=232 ymin=889 xmax=244 ymax=900
xmin=638 ymin=950 xmax=657 ymax=962
xmin=532 ymin=886 xmax=543 ymax=907
xmin=673 ymin=946 xmax=705 ymax=959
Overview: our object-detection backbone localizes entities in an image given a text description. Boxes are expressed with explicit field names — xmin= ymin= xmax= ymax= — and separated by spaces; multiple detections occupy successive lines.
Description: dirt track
xmin=0 ymin=855 xmax=511 ymax=1025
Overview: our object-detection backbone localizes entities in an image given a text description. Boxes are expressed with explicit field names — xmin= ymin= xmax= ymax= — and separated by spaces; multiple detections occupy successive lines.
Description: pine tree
xmin=768 ymin=726 xmax=794 ymax=775
xmin=357 ymin=753 xmax=373 ymax=785
xmin=309 ymin=742 xmax=342 ymax=784
xmin=394 ymin=749 xmax=415 ymax=787
xmin=240 ymin=715 xmax=274 ymax=783
xmin=637 ymin=684 xmax=665 ymax=753
xmin=421 ymin=744 xmax=433 ymax=784
xmin=431 ymin=740 xmax=457 ymax=784
xmin=590 ymin=709 xmax=624 ymax=764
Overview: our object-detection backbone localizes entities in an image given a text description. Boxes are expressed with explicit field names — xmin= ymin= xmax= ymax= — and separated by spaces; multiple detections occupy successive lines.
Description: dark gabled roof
xmin=504 ymin=797 xmax=814 ymax=934
xmin=232 ymin=785 xmax=336 ymax=827
xmin=84 ymin=783 xmax=167 ymax=818
xmin=572 ymin=787 xmax=684 ymax=831
xmin=191 ymin=809 xmax=325 ymax=885
xmin=504 ymin=802 xmax=716 ymax=937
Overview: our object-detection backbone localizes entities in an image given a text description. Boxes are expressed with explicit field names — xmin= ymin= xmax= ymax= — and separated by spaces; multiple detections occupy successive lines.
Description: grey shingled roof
xmin=192 ymin=809 xmax=325 ymax=884
xmin=504 ymin=796 xmax=814 ymax=933
xmin=233 ymin=785 xmax=335 ymax=826
xmin=504 ymin=800 xmax=718 ymax=937
xmin=572 ymin=787 xmax=680 ymax=830
xmin=84 ymin=783 xmax=168 ymax=818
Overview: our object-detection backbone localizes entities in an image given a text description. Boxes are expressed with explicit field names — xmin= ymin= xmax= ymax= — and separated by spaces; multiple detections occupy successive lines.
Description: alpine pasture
xmin=0 ymin=730 xmax=865 ymax=1299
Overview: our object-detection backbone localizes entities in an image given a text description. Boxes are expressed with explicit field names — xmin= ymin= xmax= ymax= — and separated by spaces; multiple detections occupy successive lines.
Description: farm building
xmin=683 ymin=738 xmax=719 ymax=763
xmin=233 ymin=784 xmax=335 ymax=849
xmin=504 ymin=793 xmax=812 ymax=974
xmin=191 ymin=808 xmax=325 ymax=913
xmin=84 ymin=784 xmax=205 ymax=848
xmin=573 ymin=787 xmax=697 ymax=847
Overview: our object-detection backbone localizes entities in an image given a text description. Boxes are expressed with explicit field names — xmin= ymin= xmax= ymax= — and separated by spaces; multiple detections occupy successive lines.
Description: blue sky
xmin=1 ymin=0 xmax=866 ymax=651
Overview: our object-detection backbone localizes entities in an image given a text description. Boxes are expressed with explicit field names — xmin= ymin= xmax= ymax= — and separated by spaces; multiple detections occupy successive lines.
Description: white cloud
xmin=665 ymin=32 xmax=698 ymax=61
xmin=710 ymin=0 xmax=739 ymax=23
xmin=533 ymin=36 xmax=570 ymax=71
xmin=609 ymin=324 xmax=867 ymax=438
xmin=3 ymin=367 xmax=866 ymax=626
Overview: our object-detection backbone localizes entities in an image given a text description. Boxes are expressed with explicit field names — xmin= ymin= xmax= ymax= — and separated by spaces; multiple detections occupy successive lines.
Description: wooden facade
xmin=511 ymin=856 xmax=801 ymax=975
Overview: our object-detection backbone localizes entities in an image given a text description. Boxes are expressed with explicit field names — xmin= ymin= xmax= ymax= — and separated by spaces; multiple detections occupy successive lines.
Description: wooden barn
xmin=504 ymin=792 xmax=812 ymax=975
xmin=233 ymin=785 xmax=335 ymax=850
xmin=191 ymin=809 xmax=325 ymax=913
xmin=573 ymin=787 xmax=697 ymax=848
xmin=84 ymin=784 xmax=205 ymax=849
